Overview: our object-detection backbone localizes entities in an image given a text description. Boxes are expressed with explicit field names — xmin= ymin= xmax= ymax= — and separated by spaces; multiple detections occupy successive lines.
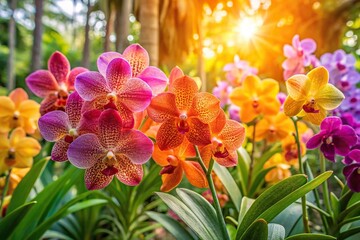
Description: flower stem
xmin=320 ymin=151 xmax=332 ymax=216
xmin=291 ymin=117 xmax=310 ymax=233
xmin=0 ymin=168 xmax=12 ymax=217
xmin=195 ymin=146 xmax=229 ymax=240
xmin=247 ymin=121 xmax=257 ymax=187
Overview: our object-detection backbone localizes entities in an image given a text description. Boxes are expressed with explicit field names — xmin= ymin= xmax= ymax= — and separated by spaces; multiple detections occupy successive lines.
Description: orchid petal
xmin=283 ymin=44 xmax=297 ymax=58
xmin=117 ymin=78 xmax=152 ymax=112
xmin=67 ymin=67 xmax=88 ymax=91
xmin=147 ymin=93 xmax=179 ymax=123
xmin=75 ymin=71 xmax=109 ymax=101
xmin=39 ymin=93 xmax=58 ymax=115
xmin=137 ymin=66 xmax=168 ymax=95
xmin=97 ymin=52 xmax=122 ymax=76
xmin=243 ymin=75 xmax=261 ymax=96
xmin=261 ymin=79 xmax=279 ymax=97
xmin=19 ymin=100 xmax=40 ymax=119
xmin=345 ymin=165 xmax=360 ymax=192
xmin=115 ymin=102 xmax=135 ymax=129
xmin=286 ymin=74 xmax=310 ymax=100
xmin=26 ymin=70 xmax=58 ymax=97
xmin=188 ymin=92 xmax=220 ymax=124
xmin=218 ymin=120 xmax=245 ymax=151
xmin=209 ymin=109 xmax=226 ymax=135
xmin=301 ymin=39 xmax=317 ymax=54
xmin=321 ymin=143 xmax=335 ymax=162
xmin=152 ymin=144 xmax=174 ymax=166
xmin=169 ymin=76 xmax=198 ymax=112
xmin=215 ymin=150 xmax=238 ymax=167
xmin=51 ymin=139 xmax=70 ymax=162
xmin=115 ymin=155 xmax=143 ymax=186
xmin=302 ymin=108 xmax=327 ymax=125
xmin=186 ymin=118 xmax=211 ymax=146
xmin=320 ymin=117 xmax=342 ymax=132
xmin=85 ymin=161 xmax=114 ymax=190
xmin=156 ymin=118 xmax=184 ymax=150
xmin=77 ymin=109 xmax=101 ymax=134
xmin=15 ymin=137 xmax=41 ymax=158
xmin=9 ymin=88 xmax=28 ymax=108
xmin=98 ymin=109 xmax=123 ymax=148
xmin=182 ymin=161 xmax=207 ymax=188
xmin=161 ymin=165 xmax=183 ymax=192
xmin=68 ymin=133 xmax=105 ymax=168
xmin=122 ymin=44 xmax=149 ymax=76
xmin=169 ymin=66 xmax=184 ymax=86
xmin=48 ymin=51 xmax=70 ymax=83
xmin=284 ymin=96 xmax=304 ymax=117
xmin=0 ymin=97 xmax=15 ymax=117
xmin=306 ymin=131 xmax=325 ymax=149
xmin=38 ymin=111 xmax=71 ymax=141
xmin=315 ymin=84 xmax=345 ymax=110
xmin=308 ymin=66 xmax=329 ymax=93
xmin=65 ymin=91 xmax=84 ymax=127
xmin=106 ymin=57 xmax=132 ymax=91
xmin=9 ymin=128 xmax=26 ymax=146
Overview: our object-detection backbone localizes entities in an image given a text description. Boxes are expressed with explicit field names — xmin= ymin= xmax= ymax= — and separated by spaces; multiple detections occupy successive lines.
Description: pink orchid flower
xmin=97 ymin=44 xmax=168 ymax=95
xmin=26 ymin=51 xmax=88 ymax=115
xmin=75 ymin=56 xmax=153 ymax=129
xmin=38 ymin=92 xmax=101 ymax=162
xmin=67 ymin=109 xmax=154 ymax=190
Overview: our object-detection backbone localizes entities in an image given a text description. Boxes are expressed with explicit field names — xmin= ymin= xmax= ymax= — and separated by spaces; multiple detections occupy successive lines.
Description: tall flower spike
xmin=284 ymin=66 xmax=345 ymax=125
xmin=0 ymin=88 xmax=40 ymax=134
xmin=26 ymin=51 xmax=88 ymax=115
xmin=67 ymin=109 xmax=153 ymax=190
xmin=75 ymin=57 xmax=152 ymax=128
xmin=147 ymin=75 xmax=220 ymax=150
xmin=96 ymin=44 xmax=168 ymax=95
xmin=38 ymin=92 xmax=101 ymax=161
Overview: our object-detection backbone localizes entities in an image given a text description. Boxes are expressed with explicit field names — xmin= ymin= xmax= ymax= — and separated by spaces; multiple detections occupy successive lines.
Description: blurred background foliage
xmin=0 ymin=0 xmax=359 ymax=92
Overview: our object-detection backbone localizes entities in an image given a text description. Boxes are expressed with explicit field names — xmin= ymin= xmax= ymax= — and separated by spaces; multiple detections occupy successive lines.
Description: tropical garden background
xmin=0 ymin=0 xmax=360 ymax=239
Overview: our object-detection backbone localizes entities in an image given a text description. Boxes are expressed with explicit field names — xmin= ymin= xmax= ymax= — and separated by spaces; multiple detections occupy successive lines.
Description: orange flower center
xmin=5 ymin=149 xmax=16 ymax=166
xmin=177 ymin=114 xmax=190 ymax=134
xmin=252 ymin=99 xmax=259 ymax=109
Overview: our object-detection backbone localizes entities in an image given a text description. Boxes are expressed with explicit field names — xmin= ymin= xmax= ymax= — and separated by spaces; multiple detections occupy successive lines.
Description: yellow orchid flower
xmin=284 ymin=66 xmax=344 ymax=125
xmin=264 ymin=153 xmax=292 ymax=184
xmin=0 ymin=168 xmax=29 ymax=196
xmin=0 ymin=88 xmax=40 ymax=134
xmin=0 ymin=128 xmax=41 ymax=174
xmin=230 ymin=75 xmax=280 ymax=123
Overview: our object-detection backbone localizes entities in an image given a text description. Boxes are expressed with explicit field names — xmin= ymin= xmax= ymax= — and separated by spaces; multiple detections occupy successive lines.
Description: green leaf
xmin=0 ymin=201 xmax=36 ymax=238
xmin=146 ymin=211 xmax=195 ymax=240
xmin=240 ymin=219 xmax=268 ymax=240
xmin=236 ymin=174 xmax=307 ymax=237
xmin=268 ymin=223 xmax=285 ymax=240
xmin=213 ymin=162 xmax=242 ymax=211
xmin=7 ymin=157 xmax=49 ymax=213
xmin=272 ymin=203 xmax=303 ymax=237
xmin=339 ymin=226 xmax=360 ymax=240
xmin=285 ymin=233 xmax=336 ymax=240
xmin=157 ymin=190 xmax=219 ymax=240
xmin=176 ymin=188 xmax=228 ymax=240
xmin=253 ymin=143 xmax=281 ymax=176
xmin=248 ymin=166 xmax=276 ymax=197
xmin=237 ymin=148 xmax=250 ymax=193
xmin=238 ymin=197 xmax=254 ymax=224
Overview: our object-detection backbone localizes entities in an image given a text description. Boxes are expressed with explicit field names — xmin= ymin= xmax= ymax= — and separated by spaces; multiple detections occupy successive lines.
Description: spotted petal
xmin=115 ymin=155 xmax=143 ymax=186
xmin=51 ymin=139 xmax=70 ymax=162
xmin=75 ymin=71 xmax=110 ymax=101
xmin=188 ymin=92 xmax=220 ymax=124
xmin=99 ymin=109 xmax=122 ymax=148
xmin=38 ymin=111 xmax=71 ymax=141
xmin=85 ymin=161 xmax=114 ymax=190
xmin=137 ymin=66 xmax=168 ymax=95
xmin=68 ymin=133 xmax=106 ymax=168
xmin=48 ymin=51 xmax=70 ymax=83
xmin=186 ymin=118 xmax=211 ymax=146
xmin=97 ymin=52 xmax=122 ymax=77
xmin=117 ymin=78 xmax=152 ymax=112
xmin=26 ymin=70 xmax=58 ymax=98
xmin=218 ymin=120 xmax=245 ymax=151
xmin=169 ymin=66 xmax=184 ymax=86
xmin=161 ymin=165 xmax=183 ymax=192
xmin=106 ymin=57 xmax=132 ymax=91
xmin=169 ymin=76 xmax=198 ymax=112
xmin=147 ymin=93 xmax=179 ymax=123
xmin=122 ymin=44 xmax=149 ymax=77
xmin=66 ymin=91 xmax=84 ymax=127
xmin=40 ymin=94 xmax=58 ymax=115
xmin=67 ymin=67 xmax=88 ymax=91
xmin=156 ymin=118 xmax=184 ymax=150
xmin=115 ymin=129 xmax=153 ymax=164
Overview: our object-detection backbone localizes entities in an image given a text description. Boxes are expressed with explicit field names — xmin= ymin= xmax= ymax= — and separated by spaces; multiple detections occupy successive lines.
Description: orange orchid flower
xmin=230 ymin=75 xmax=281 ymax=123
xmin=0 ymin=128 xmax=41 ymax=174
xmin=248 ymin=112 xmax=293 ymax=142
xmin=0 ymin=88 xmax=40 ymax=134
xmin=200 ymin=110 xmax=246 ymax=167
xmin=0 ymin=168 xmax=29 ymax=196
xmin=264 ymin=153 xmax=292 ymax=184
xmin=147 ymin=75 xmax=220 ymax=150
xmin=284 ymin=66 xmax=344 ymax=125
xmin=152 ymin=139 xmax=208 ymax=192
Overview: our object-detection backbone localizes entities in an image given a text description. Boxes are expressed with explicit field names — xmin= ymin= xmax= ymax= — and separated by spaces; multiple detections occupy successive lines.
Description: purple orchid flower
xmin=223 ymin=55 xmax=258 ymax=86
xmin=212 ymin=81 xmax=233 ymax=108
xmin=38 ymin=91 xmax=101 ymax=161
xmin=343 ymin=150 xmax=360 ymax=192
xmin=306 ymin=116 xmax=358 ymax=161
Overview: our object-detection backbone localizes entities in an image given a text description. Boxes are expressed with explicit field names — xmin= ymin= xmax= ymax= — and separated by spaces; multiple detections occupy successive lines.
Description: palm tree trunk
xmin=7 ymin=0 xmax=17 ymax=91
xmin=31 ymin=0 xmax=44 ymax=71
xmin=139 ymin=0 xmax=159 ymax=66
xmin=104 ymin=0 xmax=115 ymax=52
xmin=82 ymin=0 xmax=91 ymax=69
xmin=115 ymin=0 xmax=132 ymax=52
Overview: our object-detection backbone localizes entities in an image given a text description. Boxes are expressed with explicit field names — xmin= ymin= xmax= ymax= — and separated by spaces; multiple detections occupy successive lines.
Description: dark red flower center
xmin=160 ymin=165 xmax=177 ymax=175
xmin=337 ymin=62 xmax=346 ymax=71
xmin=177 ymin=114 xmax=190 ymax=134
xmin=102 ymin=166 xmax=119 ymax=176
xmin=303 ymin=99 xmax=319 ymax=113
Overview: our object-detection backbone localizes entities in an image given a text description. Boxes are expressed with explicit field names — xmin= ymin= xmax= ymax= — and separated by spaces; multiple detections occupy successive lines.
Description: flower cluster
xmin=31 ymin=44 xmax=246 ymax=191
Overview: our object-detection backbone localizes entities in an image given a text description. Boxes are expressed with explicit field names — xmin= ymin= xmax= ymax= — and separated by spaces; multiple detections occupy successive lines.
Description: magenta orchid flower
xmin=97 ymin=44 xmax=168 ymax=95
xmin=26 ymin=51 xmax=88 ymax=115
xmin=75 ymin=57 xmax=152 ymax=129
xmin=306 ymin=116 xmax=358 ymax=161
xmin=282 ymin=35 xmax=318 ymax=80
xmin=38 ymin=92 xmax=101 ymax=162
xmin=67 ymin=109 xmax=153 ymax=190
xmin=343 ymin=151 xmax=360 ymax=192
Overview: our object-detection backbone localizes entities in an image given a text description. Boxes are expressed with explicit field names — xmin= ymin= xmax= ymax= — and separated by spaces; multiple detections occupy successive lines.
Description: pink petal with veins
xmin=99 ymin=109 xmax=123 ymax=148
xmin=115 ymin=129 xmax=153 ymax=164
xmin=137 ymin=66 xmax=168 ymax=95
xmin=68 ymin=133 xmax=106 ymax=169
xmin=26 ymin=70 xmax=58 ymax=98
xmin=115 ymin=155 xmax=143 ymax=186
xmin=51 ymin=138 xmax=70 ymax=162
xmin=66 ymin=91 xmax=84 ymax=127
xmin=38 ymin=110 xmax=71 ymax=141
xmin=85 ymin=161 xmax=114 ymax=190
xmin=48 ymin=51 xmax=70 ymax=83
xmin=75 ymin=71 xmax=110 ymax=101
xmin=67 ymin=67 xmax=88 ymax=91
xmin=106 ymin=58 xmax=132 ymax=91
xmin=123 ymin=44 xmax=149 ymax=77
xmin=117 ymin=78 xmax=152 ymax=112
xmin=97 ymin=52 xmax=122 ymax=77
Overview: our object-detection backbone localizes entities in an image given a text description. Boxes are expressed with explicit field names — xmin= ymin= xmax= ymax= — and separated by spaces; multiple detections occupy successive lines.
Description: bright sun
xmin=238 ymin=17 xmax=260 ymax=40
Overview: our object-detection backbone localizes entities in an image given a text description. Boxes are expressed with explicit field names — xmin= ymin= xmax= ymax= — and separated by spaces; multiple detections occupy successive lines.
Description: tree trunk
xmin=115 ymin=0 xmax=132 ymax=52
xmin=104 ymin=0 xmax=115 ymax=52
xmin=7 ymin=0 xmax=17 ymax=91
xmin=31 ymin=0 xmax=44 ymax=71
xmin=82 ymin=0 xmax=91 ymax=69
xmin=139 ymin=0 xmax=159 ymax=66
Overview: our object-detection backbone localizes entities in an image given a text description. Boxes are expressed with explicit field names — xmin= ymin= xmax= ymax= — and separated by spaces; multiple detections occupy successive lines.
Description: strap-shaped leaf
xmin=213 ymin=163 xmax=242 ymax=211
xmin=248 ymin=166 xmax=276 ymax=197
xmin=7 ymin=157 xmax=49 ymax=213
xmin=240 ymin=219 xmax=268 ymax=240
xmin=286 ymin=233 xmax=336 ymax=240
xmin=157 ymin=191 xmax=216 ymax=240
xmin=268 ymin=223 xmax=286 ymax=240
xmin=0 ymin=201 xmax=36 ymax=238
xmin=146 ymin=211 xmax=195 ymax=240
